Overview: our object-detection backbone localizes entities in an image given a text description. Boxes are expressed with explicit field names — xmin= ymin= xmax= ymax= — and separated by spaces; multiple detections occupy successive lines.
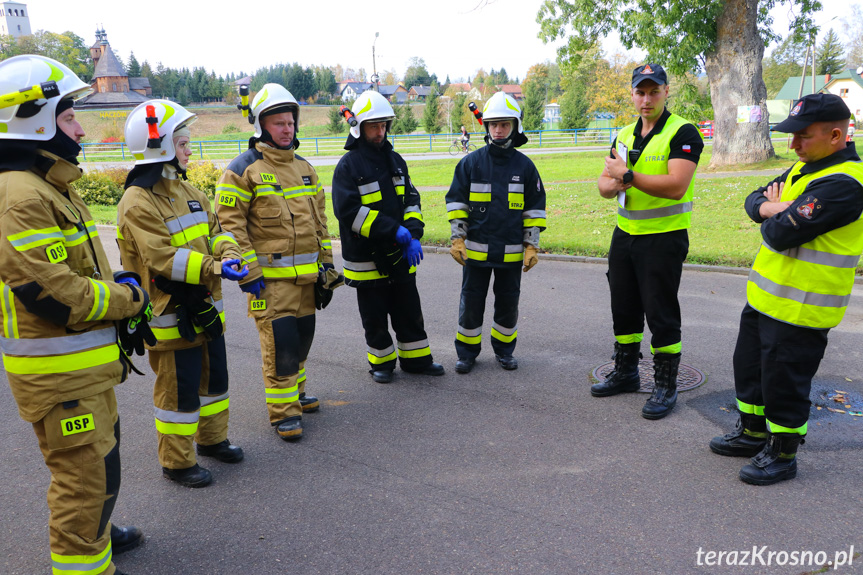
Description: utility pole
xmin=372 ymin=32 xmax=380 ymax=92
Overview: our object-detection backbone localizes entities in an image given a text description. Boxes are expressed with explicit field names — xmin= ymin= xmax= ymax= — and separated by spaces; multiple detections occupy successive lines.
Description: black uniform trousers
xmin=732 ymin=304 xmax=828 ymax=434
xmin=356 ymin=275 xmax=434 ymax=372
xmin=455 ymin=264 xmax=521 ymax=360
xmin=607 ymin=227 xmax=688 ymax=352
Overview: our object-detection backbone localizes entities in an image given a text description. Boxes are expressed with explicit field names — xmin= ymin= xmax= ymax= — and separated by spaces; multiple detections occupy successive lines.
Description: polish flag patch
xmin=682 ymin=145 xmax=691 ymax=153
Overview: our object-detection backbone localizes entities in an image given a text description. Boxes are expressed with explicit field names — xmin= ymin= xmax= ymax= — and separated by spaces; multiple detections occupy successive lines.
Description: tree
xmin=423 ymin=82 xmax=442 ymax=134
xmin=816 ymin=29 xmax=845 ymax=75
xmin=844 ymin=5 xmax=863 ymax=69
xmin=127 ymin=51 xmax=141 ymax=77
xmin=522 ymin=82 xmax=546 ymax=131
xmin=327 ymin=106 xmax=346 ymax=134
xmin=391 ymin=103 xmax=419 ymax=134
xmin=314 ymin=65 xmax=336 ymax=97
xmin=668 ymin=72 xmax=713 ymax=121
xmin=6 ymin=30 xmax=93 ymax=80
xmin=559 ymin=44 xmax=602 ymax=129
xmin=761 ymin=34 xmax=809 ymax=98
xmin=587 ymin=53 xmax=639 ymax=126
xmin=538 ymin=0 xmax=822 ymax=167
xmin=405 ymin=57 xmax=432 ymax=88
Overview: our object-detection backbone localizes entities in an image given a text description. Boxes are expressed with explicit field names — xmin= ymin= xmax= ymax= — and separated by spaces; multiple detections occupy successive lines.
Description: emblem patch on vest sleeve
xmin=796 ymin=196 xmax=822 ymax=220
xmin=302 ymin=176 xmax=312 ymax=185
xmin=187 ymin=200 xmax=203 ymax=212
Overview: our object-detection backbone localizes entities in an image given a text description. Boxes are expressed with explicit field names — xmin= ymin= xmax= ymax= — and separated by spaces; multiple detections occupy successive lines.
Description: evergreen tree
xmin=816 ymin=29 xmax=846 ymax=75
xmin=422 ymin=83 xmax=442 ymax=134
xmin=327 ymin=106 xmax=346 ymax=134
xmin=127 ymin=51 xmax=141 ymax=77
xmin=521 ymin=82 xmax=545 ymax=131
xmin=392 ymin=104 xmax=419 ymax=135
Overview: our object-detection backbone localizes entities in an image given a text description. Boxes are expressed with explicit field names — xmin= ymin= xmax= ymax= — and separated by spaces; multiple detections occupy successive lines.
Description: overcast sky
xmin=21 ymin=0 xmax=852 ymax=81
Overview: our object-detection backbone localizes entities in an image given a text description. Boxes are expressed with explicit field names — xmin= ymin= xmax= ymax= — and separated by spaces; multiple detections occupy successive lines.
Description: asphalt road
xmin=1 ymin=231 xmax=861 ymax=575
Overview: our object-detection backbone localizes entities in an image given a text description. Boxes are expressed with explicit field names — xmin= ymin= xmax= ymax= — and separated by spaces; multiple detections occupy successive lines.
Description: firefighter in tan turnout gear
xmin=117 ymin=100 xmax=248 ymax=488
xmin=0 ymin=55 xmax=153 ymax=575
xmin=216 ymin=83 xmax=337 ymax=441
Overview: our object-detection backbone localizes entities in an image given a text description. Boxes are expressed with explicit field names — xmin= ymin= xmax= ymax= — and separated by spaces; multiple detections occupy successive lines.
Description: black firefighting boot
xmin=162 ymin=463 xmax=213 ymax=488
xmin=590 ymin=342 xmax=641 ymax=397
xmin=455 ymin=357 xmax=476 ymax=374
xmin=709 ymin=412 xmax=768 ymax=457
xmin=739 ymin=433 xmax=803 ymax=485
xmin=371 ymin=369 xmax=394 ymax=383
xmin=495 ymin=355 xmax=518 ymax=370
xmin=641 ymin=352 xmax=680 ymax=420
xmin=275 ymin=415 xmax=303 ymax=441
xmin=299 ymin=392 xmax=320 ymax=413
xmin=111 ymin=525 xmax=143 ymax=555
xmin=196 ymin=439 xmax=244 ymax=463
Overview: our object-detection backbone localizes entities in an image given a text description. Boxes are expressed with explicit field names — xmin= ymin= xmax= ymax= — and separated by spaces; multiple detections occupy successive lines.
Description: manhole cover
xmin=590 ymin=360 xmax=707 ymax=393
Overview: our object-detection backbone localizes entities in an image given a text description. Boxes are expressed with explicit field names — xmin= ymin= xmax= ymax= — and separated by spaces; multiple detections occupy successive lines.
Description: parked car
xmin=697 ymin=120 xmax=714 ymax=139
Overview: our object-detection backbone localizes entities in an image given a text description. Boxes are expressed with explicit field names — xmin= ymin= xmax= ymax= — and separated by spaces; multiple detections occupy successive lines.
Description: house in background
xmin=408 ymin=85 xmax=437 ymax=101
xmin=544 ymin=103 xmax=561 ymax=129
xmin=496 ymin=84 xmax=524 ymax=101
xmin=76 ymin=28 xmax=151 ymax=109
xmin=448 ymin=82 xmax=482 ymax=101
xmin=379 ymin=84 xmax=408 ymax=104
xmin=339 ymin=82 xmax=373 ymax=102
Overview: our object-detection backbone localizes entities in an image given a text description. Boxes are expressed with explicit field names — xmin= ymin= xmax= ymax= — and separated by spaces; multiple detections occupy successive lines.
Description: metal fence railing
xmin=80 ymin=127 xmax=744 ymax=163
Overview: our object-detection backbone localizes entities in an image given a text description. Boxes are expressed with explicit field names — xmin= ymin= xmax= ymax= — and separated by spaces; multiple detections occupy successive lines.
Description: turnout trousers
xmin=149 ymin=335 xmax=230 ymax=470
xmin=251 ymin=280 xmax=316 ymax=425
xmin=356 ymin=275 xmax=434 ymax=372
xmin=733 ymin=304 xmax=828 ymax=435
xmin=33 ymin=387 xmax=121 ymax=575
xmin=607 ymin=227 xmax=688 ymax=353
xmin=455 ymin=264 xmax=521 ymax=360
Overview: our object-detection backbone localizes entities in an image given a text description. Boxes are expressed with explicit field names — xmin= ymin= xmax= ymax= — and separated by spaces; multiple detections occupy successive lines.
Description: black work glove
xmin=314 ymin=264 xmax=345 ymax=310
xmin=118 ymin=290 xmax=156 ymax=356
xmin=153 ymin=276 xmax=223 ymax=341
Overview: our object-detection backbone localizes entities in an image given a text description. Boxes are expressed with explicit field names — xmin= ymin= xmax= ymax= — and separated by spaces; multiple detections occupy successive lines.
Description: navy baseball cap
xmin=631 ymin=64 xmax=668 ymax=88
xmin=773 ymin=93 xmax=851 ymax=133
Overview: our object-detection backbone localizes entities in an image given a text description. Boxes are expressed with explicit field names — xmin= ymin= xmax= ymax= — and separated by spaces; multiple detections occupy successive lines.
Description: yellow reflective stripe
xmin=502 ymin=253 xmax=522 ymax=263
xmin=614 ymin=333 xmax=643 ymax=344
xmin=523 ymin=218 xmax=546 ymax=227
xmin=254 ymin=185 xmax=281 ymax=196
xmin=210 ymin=234 xmax=239 ymax=251
xmin=7 ymin=225 xmax=63 ymax=251
xmin=242 ymin=250 xmax=258 ymax=263
xmin=200 ymin=398 xmax=229 ymax=417
xmin=367 ymin=350 xmax=397 ymax=364
xmin=448 ymin=210 xmax=469 ymax=219
xmin=116 ymin=226 xmax=124 ymax=240
xmin=397 ymin=346 xmax=430 ymax=359
xmin=186 ymin=251 xmax=204 ymax=284
xmin=456 ymin=332 xmax=481 ymax=345
xmin=152 ymin=312 xmax=225 ymax=341
xmin=321 ymin=239 xmax=332 ymax=250
xmin=260 ymin=263 xmax=319 ymax=279
xmin=470 ymin=192 xmax=491 ymax=202
xmin=266 ymin=385 xmax=299 ymax=403
xmin=766 ymin=419 xmax=808 ymax=435
xmin=84 ymin=279 xmax=110 ymax=322
xmin=62 ymin=221 xmax=98 ymax=247
xmin=466 ymin=249 xmax=488 ymax=261
xmin=1 ymin=281 xmax=19 ymax=339
xmin=361 ymin=191 xmax=383 ymax=205
xmin=737 ymin=399 xmax=765 ymax=416
xmin=216 ymin=183 xmax=252 ymax=202
xmin=3 ymin=344 xmax=119 ymax=375
xmin=395 ymin=186 xmax=405 ymax=196
xmin=170 ymin=223 xmax=210 ymax=247
xmin=491 ymin=327 xmax=517 ymax=343
xmin=344 ymin=267 xmax=388 ymax=281
xmin=298 ymin=368 xmax=306 ymax=383
xmin=404 ymin=212 xmax=423 ymax=222
xmin=282 ymin=185 xmax=316 ymax=199
xmin=361 ymin=210 xmax=378 ymax=237
xmin=154 ymin=418 xmax=198 ymax=436
xmin=51 ymin=540 xmax=112 ymax=575
xmin=651 ymin=342 xmax=682 ymax=355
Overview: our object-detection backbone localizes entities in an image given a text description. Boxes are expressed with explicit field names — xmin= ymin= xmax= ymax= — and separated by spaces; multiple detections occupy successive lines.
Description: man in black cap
xmin=710 ymin=93 xmax=863 ymax=485
xmin=593 ymin=64 xmax=703 ymax=420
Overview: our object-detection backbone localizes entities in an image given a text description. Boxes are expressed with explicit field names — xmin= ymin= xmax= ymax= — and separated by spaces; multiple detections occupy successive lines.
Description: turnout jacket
xmin=215 ymin=141 xmax=333 ymax=288
xmin=332 ymin=137 xmax=424 ymax=287
xmin=0 ymin=151 xmax=149 ymax=422
xmin=117 ymin=171 xmax=242 ymax=349
xmin=446 ymin=143 xmax=546 ymax=267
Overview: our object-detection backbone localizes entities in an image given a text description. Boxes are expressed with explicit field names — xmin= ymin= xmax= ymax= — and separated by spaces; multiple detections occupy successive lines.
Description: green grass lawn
xmin=91 ymin=149 xmax=820 ymax=270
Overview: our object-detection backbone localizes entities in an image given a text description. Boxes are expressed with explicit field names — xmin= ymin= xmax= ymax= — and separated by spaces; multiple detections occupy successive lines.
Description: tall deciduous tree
xmin=537 ymin=0 xmax=822 ymax=167
xmin=587 ymin=53 xmax=639 ymax=126
xmin=816 ymin=29 xmax=845 ymax=75
xmin=761 ymin=34 xmax=810 ymax=98
xmin=405 ymin=57 xmax=433 ymax=88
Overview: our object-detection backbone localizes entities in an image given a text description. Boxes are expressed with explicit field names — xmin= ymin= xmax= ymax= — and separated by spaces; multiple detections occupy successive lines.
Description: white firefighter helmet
xmin=0 ymin=55 xmax=91 ymax=141
xmin=482 ymin=91 xmax=524 ymax=135
xmin=250 ymin=83 xmax=299 ymax=139
xmin=124 ymin=99 xmax=196 ymax=165
xmin=350 ymin=90 xmax=395 ymax=140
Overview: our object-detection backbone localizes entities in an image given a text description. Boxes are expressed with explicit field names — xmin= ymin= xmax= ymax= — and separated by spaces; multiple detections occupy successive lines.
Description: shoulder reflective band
xmin=60 ymin=413 xmax=95 ymax=436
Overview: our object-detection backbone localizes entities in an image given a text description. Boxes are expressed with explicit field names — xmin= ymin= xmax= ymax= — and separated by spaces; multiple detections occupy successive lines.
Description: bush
xmin=72 ymin=171 xmax=124 ymax=206
xmin=221 ymin=123 xmax=241 ymax=134
xmin=186 ymin=161 xmax=222 ymax=199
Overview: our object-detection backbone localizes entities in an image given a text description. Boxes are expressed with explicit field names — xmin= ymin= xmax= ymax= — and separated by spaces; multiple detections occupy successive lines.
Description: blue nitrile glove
xmin=240 ymin=278 xmax=265 ymax=299
xmin=116 ymin=277 xmax=139 ymax=287
xmin=404 ymin=238 xmax=423 ymax=267
xmin=395 ymin=226 xmax=412 ymax=247
xmin=221 ymin=259 xmax=249 ymax=282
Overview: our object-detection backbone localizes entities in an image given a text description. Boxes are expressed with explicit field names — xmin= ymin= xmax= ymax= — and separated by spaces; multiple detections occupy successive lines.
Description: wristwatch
xmin=622 ymin=169 xmax=634 ymax=185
